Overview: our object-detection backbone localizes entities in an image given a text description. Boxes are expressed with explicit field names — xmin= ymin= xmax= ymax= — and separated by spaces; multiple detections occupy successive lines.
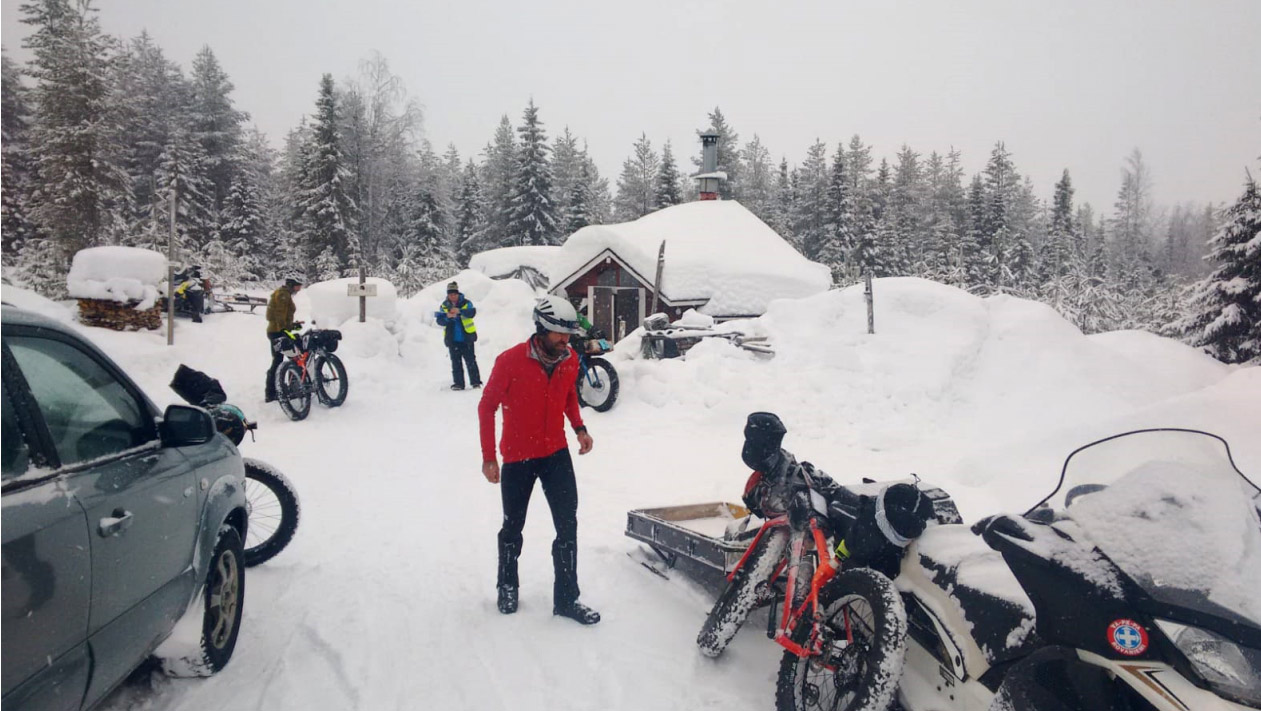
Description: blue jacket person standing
xmin=435 ymin=281 xmax=482 ymax=390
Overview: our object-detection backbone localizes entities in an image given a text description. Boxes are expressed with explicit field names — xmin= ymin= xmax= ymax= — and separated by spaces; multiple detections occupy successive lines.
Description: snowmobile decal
xmin=1107 ymin=618 xmax=1148 ymax=656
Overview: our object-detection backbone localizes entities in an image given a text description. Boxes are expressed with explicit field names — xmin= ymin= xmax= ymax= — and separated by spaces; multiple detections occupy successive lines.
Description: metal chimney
xmin=696 ymin=131 xmax=723 ymax=200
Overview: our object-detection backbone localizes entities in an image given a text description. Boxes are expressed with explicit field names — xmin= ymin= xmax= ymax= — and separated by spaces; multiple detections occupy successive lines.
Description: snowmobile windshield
xmin=1037 ymin=429 xmax=1261 ymax=628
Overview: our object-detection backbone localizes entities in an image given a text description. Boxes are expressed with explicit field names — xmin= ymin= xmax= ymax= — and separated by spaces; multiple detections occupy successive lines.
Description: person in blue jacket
xmin=435 ymin=281 xmax=482 ymax=390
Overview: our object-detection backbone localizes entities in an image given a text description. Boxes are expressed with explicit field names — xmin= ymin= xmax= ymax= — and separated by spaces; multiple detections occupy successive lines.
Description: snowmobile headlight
xmin=1156 ymin=619 xmax=1261 ymax=706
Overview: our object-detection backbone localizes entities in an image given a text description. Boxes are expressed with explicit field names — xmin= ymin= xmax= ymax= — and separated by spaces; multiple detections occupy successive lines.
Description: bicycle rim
xmin=799 ymin=595 xmax=876 ymax=710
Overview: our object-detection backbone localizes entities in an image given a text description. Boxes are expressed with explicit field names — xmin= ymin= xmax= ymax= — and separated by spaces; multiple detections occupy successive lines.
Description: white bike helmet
xmin=533 ymin=295 xmax=582 ymax=334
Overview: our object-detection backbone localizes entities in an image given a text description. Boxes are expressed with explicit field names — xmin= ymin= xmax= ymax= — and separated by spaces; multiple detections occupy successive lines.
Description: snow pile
xmin=1068 ymin=460 xmax=1261 ymax=623
xmin=552 ymin=201 xmax=831 ymax=315
xmin=304 ymin=277 xmax=399 ymax=329
xmin=65 ymin=246 xmax=166 ymax=309
xmin=1 ymin=282 xmax=75 ymax=322
xmin=609 ymin=278 xmax=1234 ymax=458
xmin=469 ymin=245 xmax=559 ymax=281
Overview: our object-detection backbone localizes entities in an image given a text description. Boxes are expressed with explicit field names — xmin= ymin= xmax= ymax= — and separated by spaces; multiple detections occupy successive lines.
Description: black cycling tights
xmin=496 ymin=448 xmax=580 ymax=605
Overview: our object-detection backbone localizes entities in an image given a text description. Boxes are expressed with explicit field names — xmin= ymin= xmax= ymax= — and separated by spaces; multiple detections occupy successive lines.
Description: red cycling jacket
xmin=478 ymin=339 xmax=585 ymax=464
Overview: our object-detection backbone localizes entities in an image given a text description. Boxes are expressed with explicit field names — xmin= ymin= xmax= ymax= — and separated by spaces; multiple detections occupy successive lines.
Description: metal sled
xmin=625 ymin=502 xmax=759 ymax=587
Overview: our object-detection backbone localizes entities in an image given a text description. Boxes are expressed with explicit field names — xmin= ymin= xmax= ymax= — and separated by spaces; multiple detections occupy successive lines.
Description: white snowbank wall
xmin=65 ymin=246 xmax=166 ymax=308
xmin=304 ymin=277 xmax=399 ymax=328
xmin=552 ymin=201 xmax=831 ymax=315
xmin=469 ymin=246 xmax=559 ymax=279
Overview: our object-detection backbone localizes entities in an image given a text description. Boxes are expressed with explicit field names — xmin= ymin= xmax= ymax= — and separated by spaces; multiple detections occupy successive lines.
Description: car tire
xmin=156 ymin=524 xmax=245 ymax=677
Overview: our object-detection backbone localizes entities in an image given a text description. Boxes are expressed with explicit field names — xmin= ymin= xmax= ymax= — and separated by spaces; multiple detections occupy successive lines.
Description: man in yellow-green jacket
xmin=265 ymin=277 xmax=303 ymax=402
xmin=435 ymin=281 xmax=481 ymax=390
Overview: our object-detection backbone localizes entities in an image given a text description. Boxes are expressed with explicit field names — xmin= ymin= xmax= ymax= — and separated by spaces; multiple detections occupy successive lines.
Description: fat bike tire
xmin=577 ymin=357 xmax=619 ymax=412
xmin=313 ymin=353 xmax=349 ymax=407
xmin=775 ymin=568 xmax=907 ymax=711
xmin=242 ymin=459 xmax=300 ymax=567
xmin=275 ymin=360 xmax=311 ymax=421
xmin=696 ymin=527 xmax=789 ymax=658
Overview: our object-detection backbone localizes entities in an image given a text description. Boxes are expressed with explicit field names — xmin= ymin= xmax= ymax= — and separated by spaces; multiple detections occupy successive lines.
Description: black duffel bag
xmin=305 ymin=329 xmax=342 ymax=353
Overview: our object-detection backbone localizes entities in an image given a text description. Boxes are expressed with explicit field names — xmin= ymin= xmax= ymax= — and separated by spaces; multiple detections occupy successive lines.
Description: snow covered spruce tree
xmin=2 ymin=52 xmax=36 ymax=263
xmin=298 ymin=74 xmax=358 ymax=277
xmin=154 ymin=124 xmax=215 ymax=256
xmin=481 ymin=115 xmax=517 ymax=248
xmin=217 ymin=129 xmax=275 ymax=282
xmin=1179 ymin=176 xmax=1261 ymax=364
xmin=506 ymin=99 xmax=558 ymax=246
xmin=188 ymin=46 xmax=247 ymax=219
xmin=655 ymin=140 xmax=682 ymax=210
xmin=455 ymin=159 xmax=489 ymax=266
xmin=791 ymin=140 xmax=830 ymax=261
xmin=615 ymin=133 xmax=659 ymax=221
xmin=818 ymin=143 xmax=854 ymax=282
xmin=550 ymin=127 xmax=584 ymax=233
xmin=20 ymin=0 xmax=132 ymax=265
xmin=740 ymin=135 xmax=775 ymax=224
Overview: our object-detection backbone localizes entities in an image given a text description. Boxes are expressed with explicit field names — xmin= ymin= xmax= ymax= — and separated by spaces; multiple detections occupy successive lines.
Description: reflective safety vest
xmin=439 ymin=298 xmax=477 ymax=340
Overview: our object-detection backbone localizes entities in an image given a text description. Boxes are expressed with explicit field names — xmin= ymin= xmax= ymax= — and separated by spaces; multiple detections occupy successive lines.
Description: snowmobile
xmin=892 ymin=429 xmax=1261 ymax=711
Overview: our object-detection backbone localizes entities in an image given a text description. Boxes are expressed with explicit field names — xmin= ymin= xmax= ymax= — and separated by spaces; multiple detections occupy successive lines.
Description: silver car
xmin=2 ymin=305 xmax=249 ymax=710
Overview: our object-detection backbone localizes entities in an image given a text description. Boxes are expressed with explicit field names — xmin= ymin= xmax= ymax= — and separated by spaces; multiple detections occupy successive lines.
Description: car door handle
xmin=98 ymin=510 xmax=134 ymax=537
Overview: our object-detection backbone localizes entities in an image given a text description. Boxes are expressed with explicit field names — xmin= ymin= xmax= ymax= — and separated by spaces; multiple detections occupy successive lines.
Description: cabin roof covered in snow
xmin=551 ymin=200 xmax=831 ymax=315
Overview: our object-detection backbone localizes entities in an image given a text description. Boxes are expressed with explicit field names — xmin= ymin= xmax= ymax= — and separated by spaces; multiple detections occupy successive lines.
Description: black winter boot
xmin=498 ymin=537 xmax=522 ymax=589
xmin=554 ymin=600 xmax=600 ymax=625
xmin=552 ymin=540 xmax=581 ymax=606
xmin=497 ymin=585 xmax=518 ymax=614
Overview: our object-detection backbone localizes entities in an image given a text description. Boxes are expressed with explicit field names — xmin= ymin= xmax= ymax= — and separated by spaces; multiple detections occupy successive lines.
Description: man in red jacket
xmin=478 ymin=295 xmax=599 ymax=624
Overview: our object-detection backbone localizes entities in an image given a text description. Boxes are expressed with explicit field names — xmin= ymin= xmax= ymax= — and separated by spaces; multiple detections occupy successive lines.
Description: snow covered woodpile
xmin=66 ymin=246 xmax=166 ymax=330
xmin=549 ymin=201 xmax=831 ymax=341
xmin=303 ymin=277 xmax=399 ymax=329
xmin=469 ymin=246 xmax=558 ymax=291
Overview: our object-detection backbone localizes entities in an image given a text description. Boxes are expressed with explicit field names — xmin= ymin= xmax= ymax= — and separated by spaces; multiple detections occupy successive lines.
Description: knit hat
xmin=447 ymin=281 xmax=459 ymax=293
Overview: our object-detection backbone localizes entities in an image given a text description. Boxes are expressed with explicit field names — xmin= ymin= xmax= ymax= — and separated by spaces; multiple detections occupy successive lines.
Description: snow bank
xmin=552 ymin=201 xmax=831 ymax=315
xmin=469 ymin=245 xmax=558 ymax=280
xmin=1 ymin=282 xmax=75 ymax=323
xmin=304 ymin=277 xmax=399 ymax=329
xmin=66 ymin=246 xmax=166 ymax=309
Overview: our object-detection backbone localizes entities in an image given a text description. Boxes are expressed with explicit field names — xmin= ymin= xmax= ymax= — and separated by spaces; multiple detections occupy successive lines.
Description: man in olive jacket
xmin=265 ymin=277 xmax=303 ymax=402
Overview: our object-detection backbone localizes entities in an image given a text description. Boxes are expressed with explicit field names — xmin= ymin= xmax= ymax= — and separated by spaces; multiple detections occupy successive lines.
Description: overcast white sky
xmin=3 ymin=0 xmax=1259 ymax=211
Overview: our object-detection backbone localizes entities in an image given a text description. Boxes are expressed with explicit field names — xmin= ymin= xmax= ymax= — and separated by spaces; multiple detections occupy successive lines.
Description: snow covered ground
xmin=5 ymin=276 xmax=1259 ymax=711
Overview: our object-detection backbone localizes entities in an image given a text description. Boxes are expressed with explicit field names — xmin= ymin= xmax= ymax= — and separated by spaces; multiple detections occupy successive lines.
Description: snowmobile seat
xmin=899 ymin=524 xmax=1041 ymax=674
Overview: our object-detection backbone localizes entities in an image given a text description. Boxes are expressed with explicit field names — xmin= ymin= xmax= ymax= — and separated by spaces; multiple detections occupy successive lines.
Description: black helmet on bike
xmin=741 ymin=412 xmax=787 ymax=471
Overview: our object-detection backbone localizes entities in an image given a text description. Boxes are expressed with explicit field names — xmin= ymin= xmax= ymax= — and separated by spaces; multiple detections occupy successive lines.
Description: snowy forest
xmin=2 ymin=0 xmax=1258 ymax=363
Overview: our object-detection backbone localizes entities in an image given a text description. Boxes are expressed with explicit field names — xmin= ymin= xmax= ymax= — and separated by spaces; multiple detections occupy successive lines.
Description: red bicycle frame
xmin=726 ymin=514 xmax=843 ymax=660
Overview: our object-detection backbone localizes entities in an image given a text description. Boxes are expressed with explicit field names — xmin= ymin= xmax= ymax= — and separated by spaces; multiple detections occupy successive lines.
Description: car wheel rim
xmin=208 ymin=549 xmax=240 ymax=649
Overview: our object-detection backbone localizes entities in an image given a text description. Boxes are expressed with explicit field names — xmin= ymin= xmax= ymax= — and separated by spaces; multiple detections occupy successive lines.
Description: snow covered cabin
xmin=548 ymin=200 xmax=832 ymax=342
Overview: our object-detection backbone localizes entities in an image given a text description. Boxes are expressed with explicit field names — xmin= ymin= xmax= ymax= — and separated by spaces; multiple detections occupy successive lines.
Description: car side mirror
xmin=160 ymin=404 xmax=216 ymax=447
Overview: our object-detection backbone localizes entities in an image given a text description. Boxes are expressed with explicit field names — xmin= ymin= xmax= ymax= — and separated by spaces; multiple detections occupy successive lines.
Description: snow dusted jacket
xmin=478 ymin=339 xmax=585 ymax=464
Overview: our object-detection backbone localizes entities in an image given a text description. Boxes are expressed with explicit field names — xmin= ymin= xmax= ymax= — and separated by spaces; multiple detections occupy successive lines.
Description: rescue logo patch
xmin=1108 ymin=619 xmax=1148 ymax=656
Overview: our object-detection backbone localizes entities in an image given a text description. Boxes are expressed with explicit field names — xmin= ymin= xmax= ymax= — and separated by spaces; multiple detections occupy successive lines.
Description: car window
xmin=6 ymin=335 xmax=152 ymax=466
xmin=2 ymin=381 xmax=31 ymax=479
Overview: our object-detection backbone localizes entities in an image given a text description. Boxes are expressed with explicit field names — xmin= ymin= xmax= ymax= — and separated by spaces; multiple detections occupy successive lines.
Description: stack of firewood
xmin=77 ymin=299 xmax=162 ymax=331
